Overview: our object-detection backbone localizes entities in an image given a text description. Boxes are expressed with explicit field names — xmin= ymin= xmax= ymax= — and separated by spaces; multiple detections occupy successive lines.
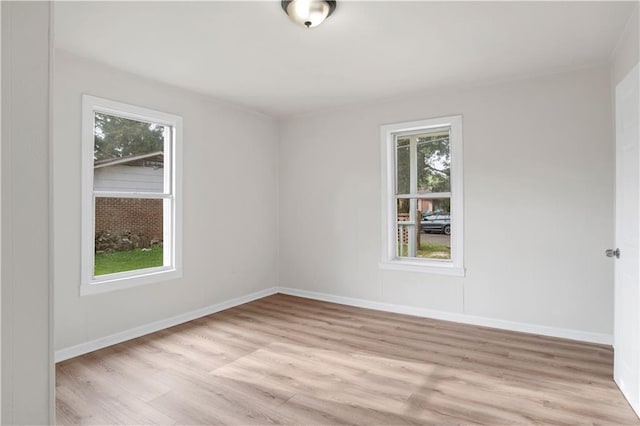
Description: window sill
xmin=379 ymin=260 xmax=465 ymax=277
xmin=81 ymin=268 xmax=182 ymax=296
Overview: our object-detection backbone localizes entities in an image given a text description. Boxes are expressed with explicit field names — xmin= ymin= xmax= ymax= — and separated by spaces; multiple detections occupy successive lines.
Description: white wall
xmin=279 ymin=66 xmax=615 ymax=338
xmin=611 ymin=3 xmax=639 ymax=86
xmin=53 ymin=50 xmax=279 ymax=351
xmin=2 ymin=2 xmax=52 ymax=424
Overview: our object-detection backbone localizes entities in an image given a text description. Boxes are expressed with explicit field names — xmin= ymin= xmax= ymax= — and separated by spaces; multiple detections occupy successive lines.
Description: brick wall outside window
xmin=95 ymin=198 xmax=163 ymax=241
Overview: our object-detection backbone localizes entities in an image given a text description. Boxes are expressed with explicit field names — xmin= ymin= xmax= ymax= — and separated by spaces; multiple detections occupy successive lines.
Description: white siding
xmin=94 ymin=165 xmax=163 ymax=192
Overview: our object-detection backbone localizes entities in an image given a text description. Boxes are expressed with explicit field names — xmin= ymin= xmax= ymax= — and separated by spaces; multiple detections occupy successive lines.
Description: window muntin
xmin=381 ymin=116 xmax=464 ymax=275
xmin=82 ymin=95 xmax=182 ymax=294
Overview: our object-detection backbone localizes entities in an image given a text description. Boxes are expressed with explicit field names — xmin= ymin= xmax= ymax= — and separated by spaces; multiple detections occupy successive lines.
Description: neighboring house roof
xmin=94 ymin=151 xmax=164 ymax=169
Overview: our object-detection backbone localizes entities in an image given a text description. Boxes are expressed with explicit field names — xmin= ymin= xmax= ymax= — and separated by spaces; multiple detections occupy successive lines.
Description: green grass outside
xmin=94 ymin=246 xmax=163 ymax=276
xmin=417 ymin=241 xmax=451 ymax=259
xmin=399 ymin=242 xmax=451 ymax=259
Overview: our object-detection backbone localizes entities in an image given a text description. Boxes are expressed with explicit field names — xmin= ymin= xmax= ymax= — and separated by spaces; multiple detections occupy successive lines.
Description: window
xmin=81 ymin=95 xmax=182 ymax=294
xmin=380 ymin=116 xmax=464 ymax=276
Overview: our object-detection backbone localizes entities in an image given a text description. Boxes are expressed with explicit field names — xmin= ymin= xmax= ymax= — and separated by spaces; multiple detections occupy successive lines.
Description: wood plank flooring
xmin=56 ymin=294 xmax=639 ymax=425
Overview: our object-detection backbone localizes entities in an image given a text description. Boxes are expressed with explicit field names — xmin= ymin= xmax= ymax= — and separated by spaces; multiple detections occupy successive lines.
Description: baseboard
xmin=55 ymin=285 xmax=612 ymax=362
xmin=54 ymin=287 xmax=278 ymax=362
xmin=275 ymin=287 xmax=613 ymax=346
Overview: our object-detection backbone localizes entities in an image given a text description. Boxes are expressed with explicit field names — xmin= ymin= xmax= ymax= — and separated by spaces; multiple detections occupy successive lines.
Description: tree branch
xmin=423 ymin=164 xmax=449 ymax=176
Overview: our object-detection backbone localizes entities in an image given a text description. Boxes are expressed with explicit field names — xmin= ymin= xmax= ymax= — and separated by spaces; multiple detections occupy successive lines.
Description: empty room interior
xmin=2 ymin=0 xmax=640 ymax=424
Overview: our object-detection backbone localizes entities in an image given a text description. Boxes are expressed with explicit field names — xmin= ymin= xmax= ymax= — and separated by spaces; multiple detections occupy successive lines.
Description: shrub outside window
xmin=81 ymin=95 xmax=182 ymax=295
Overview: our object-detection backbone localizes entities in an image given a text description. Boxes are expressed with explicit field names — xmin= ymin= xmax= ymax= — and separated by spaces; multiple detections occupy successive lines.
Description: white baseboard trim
xmin=54 ymin=287 xmax=278 ymax=362
xmin=55 ymin=285 xmax=612 ymax=362
xmin=275 ymin=287 xmax=613 ymax=346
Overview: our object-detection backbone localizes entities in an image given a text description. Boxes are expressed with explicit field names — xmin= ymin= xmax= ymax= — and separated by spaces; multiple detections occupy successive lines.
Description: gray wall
xmin=611 ymin=4 xmax=639 ymax=86
xmin=53 ymin=50 xmax=280 ymax=351
xmin=5 ymin=3 xmax=633 ymax=421
xmin=2 ymin=2 xmax=53 ymax=424
xmin=279 ymin=65 xmax=615 ymax=338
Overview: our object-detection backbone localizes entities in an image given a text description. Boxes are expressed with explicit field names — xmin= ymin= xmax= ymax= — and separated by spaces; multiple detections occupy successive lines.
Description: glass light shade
xmin=282 ymin=0 xmax=336 ymax=28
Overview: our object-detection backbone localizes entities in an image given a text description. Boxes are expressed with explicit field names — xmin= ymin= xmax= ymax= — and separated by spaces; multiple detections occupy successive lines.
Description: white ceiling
xmin=54 ymin=1 xmax=635 ymax=117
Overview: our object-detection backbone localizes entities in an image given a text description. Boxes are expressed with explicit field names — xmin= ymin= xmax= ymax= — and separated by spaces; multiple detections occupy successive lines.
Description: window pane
xmin=94 ymin=197 xmax=165 ymax=276
xmin=93 ymin=112 xmax=167 ymax=193
xmin=416 ymin=130 xmax=450 ymax=193
xmin=395 ymin=197 xmax=452 ymax=260
xmin=396 ymin=198 xmax=414 ymax=257
xmin=396 ymin=137 xmax=410 ymax=194
xmin=396 ymin=198 xmax=410 ymax=217
xmin=418 ymin=197 xmax=451 ymax=260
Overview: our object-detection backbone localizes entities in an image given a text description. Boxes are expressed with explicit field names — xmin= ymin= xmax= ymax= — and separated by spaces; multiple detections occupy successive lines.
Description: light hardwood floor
xmin=56 ymin=294 xmax=639 ymax=425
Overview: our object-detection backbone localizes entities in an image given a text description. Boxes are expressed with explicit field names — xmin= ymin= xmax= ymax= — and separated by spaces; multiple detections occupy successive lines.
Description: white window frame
xmin=81 ymin=95 xmax=183 ymax=295
xmin=380 ymin=115 xmax=465 ymax=276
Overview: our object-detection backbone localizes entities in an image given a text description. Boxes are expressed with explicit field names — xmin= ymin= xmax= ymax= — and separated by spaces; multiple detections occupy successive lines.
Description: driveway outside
xmin=420 ymin=232 xmax=450 ymax=246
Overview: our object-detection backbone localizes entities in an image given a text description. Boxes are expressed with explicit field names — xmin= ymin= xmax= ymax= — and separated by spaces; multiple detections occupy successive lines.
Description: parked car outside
xmin=421 ymin=212 xmax=451 ymax=235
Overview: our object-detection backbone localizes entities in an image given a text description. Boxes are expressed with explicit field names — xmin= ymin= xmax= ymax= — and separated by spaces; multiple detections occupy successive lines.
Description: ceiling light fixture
xmin=281 ymin=0 xmax=336 ymax=29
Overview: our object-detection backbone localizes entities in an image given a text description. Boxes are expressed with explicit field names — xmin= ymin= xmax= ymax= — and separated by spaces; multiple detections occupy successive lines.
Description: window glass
xmin=382 ymin=115 xmax=463 ymax=274
xmin=94 ymin=197 xmax=165 ymax=276
xmin=395 ymin=197 xmax=452 ymax=260
xmin=93 ymin=113 xmax=167 ymax=194
xmin=418 ymin=197 xmax=451 ymax=260
xmin=388 ymin=121 xmax=458 ymax=266
xmin=82 ymin=95 xmax=182 ymax=293
xmin=91 ymin=111 xmax=171 ymax=279
xmin=394 ymin=130 xmax=453 ymax=259
xmin=396 ymin=138 xmax=410 ymax=195
xmin=416 ymin=130 xmax=450 ymax=193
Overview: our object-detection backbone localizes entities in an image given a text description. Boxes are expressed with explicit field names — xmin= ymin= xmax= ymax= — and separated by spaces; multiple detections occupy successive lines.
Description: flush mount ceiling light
xmin=281 ymin=0 xmax=337 ymax=29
